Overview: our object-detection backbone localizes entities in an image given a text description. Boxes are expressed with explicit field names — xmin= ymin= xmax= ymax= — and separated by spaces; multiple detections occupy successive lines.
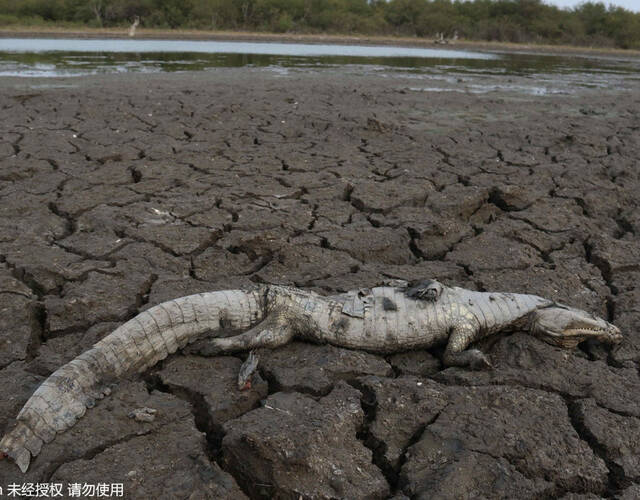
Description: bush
xmin=0 ymin=13 xmax=28 ymax=26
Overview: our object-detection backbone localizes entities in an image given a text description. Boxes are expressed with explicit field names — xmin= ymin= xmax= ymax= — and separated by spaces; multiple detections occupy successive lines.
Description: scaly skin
xmin=0 ymin=280 xmax=622 ymax=472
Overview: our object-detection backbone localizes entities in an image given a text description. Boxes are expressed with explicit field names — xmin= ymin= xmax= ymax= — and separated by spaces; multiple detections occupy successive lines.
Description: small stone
xmin=128 ymin=407 xmax=158 ymax=423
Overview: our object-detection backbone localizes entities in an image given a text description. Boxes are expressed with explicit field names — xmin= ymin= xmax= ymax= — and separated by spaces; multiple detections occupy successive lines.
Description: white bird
xmin=129 ymin=16 xmax=140 ymax=37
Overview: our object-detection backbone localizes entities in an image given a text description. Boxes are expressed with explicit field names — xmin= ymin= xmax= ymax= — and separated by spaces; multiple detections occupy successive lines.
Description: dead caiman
xmin=0 ymin=279 xmax=622 ymax=472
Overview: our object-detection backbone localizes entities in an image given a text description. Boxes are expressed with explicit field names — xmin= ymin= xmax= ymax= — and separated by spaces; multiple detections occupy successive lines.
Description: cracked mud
xmin=0 ymin=65 xmax=639 ymax=499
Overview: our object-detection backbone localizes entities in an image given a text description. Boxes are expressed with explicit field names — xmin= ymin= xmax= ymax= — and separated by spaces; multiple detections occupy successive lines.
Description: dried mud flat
xmin=0 ymin=66 xmax=639 ymax=499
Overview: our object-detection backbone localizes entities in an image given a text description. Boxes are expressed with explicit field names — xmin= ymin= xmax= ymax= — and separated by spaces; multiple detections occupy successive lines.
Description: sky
xmin=545 ymin=0 xmax=640 ymax=12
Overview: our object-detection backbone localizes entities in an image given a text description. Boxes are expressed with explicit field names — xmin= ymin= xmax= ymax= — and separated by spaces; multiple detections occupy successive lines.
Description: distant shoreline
xmin=2 ymin=27 xmax=640 ymax=59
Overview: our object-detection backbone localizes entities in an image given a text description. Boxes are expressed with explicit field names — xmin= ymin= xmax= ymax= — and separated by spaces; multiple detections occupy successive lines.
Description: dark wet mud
xmin=0 ymin=66 xmax=639 ymax=498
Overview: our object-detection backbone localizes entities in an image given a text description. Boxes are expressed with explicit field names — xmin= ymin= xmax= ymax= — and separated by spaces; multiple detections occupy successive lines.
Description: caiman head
xmin=530 ymin=305 xmax=622 ymax=349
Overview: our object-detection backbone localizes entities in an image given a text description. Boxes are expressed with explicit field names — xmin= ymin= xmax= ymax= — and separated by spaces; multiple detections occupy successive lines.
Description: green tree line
xmin=1 ymin=0 xmax=639 ymax=49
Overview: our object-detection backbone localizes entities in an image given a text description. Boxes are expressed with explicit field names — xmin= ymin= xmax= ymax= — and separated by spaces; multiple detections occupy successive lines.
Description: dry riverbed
xmin=0 ymin=64 xmax=639 ymax=498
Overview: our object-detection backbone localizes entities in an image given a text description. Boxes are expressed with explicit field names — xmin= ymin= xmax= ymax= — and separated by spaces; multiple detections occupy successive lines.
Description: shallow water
xmin=1 ymin=37 xmax=639 ymax=95
xmin=0 ymin=37 xmax=495 ymax=59
xmin=0 ymin=37 xmax=499 ymax=78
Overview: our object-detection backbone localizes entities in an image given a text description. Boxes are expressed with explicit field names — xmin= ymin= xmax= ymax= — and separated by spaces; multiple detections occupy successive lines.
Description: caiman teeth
xmin=564 ymin=327 xmax=606 ymax=335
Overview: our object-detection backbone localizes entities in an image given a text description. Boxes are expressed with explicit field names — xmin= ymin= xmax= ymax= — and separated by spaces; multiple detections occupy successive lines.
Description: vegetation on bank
xmin=1 ymin=0 xmax=639 ymax=49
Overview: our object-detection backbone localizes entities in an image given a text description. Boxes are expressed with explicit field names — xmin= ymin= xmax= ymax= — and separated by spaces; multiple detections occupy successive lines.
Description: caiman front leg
xmin=442 ymin=322 xmax=492 ymax=370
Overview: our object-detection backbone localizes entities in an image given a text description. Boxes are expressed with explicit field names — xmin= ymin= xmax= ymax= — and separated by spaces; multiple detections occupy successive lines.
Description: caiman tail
xmin=0 ymin=288 xmax=266 ymax=472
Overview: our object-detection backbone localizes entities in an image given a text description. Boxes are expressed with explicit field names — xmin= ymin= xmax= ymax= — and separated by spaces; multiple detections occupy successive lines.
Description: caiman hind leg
xmin=191 ymin=320 xmax=295 ymax=355
xmin=442 ymin=322 xmax=492 ymax=370
xmin=189 ymin=311 xmax=296 ymax=389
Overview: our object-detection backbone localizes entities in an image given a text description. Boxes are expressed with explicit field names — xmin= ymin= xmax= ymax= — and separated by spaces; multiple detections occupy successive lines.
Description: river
xmin=1 ymin=37 xmax=638 ymax=96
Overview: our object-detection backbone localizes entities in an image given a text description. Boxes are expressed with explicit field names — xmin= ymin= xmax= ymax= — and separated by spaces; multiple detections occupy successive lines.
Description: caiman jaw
xmin=548 ymin=325 xmax=622 ymax=348
xmin=564 ymin=325 xmax=622 ymax=343
xmin=531 ymin=306 xmax=623 ymax=348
